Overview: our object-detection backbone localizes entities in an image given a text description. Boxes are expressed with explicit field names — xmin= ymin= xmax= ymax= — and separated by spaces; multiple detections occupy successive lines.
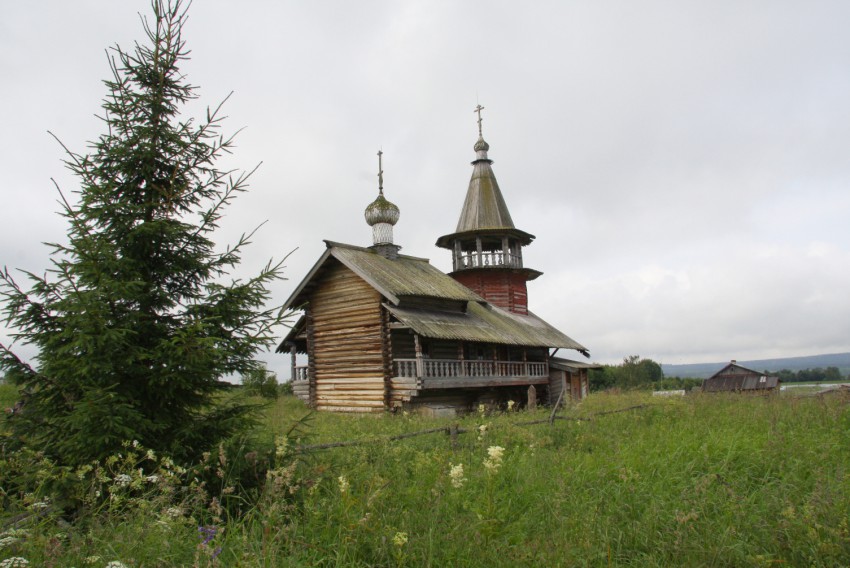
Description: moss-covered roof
xmin=280 ymin=241 xmax=589 ymax=356
xmin=281 ymin=241 xmax=482 ymax=311
xmin=386 ymin=302 xmax=588 ymax=352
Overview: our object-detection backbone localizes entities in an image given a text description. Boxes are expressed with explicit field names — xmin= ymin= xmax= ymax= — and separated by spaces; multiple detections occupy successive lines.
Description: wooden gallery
xmin=278 ymin=113 xmax=596 ymax=413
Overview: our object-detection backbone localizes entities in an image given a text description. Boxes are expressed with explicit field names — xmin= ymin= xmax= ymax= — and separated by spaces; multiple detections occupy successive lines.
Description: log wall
xmin=309 ymin=261 xmax=386 ymax=412
xmin=451 ymin=271 xmax=529 ymax=315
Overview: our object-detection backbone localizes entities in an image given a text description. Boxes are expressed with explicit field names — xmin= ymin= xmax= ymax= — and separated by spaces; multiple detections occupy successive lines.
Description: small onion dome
xmin=364 ymin=193 xmax=400 ymax=227
xmin=474 ymin=136 xmax=490 ymax=153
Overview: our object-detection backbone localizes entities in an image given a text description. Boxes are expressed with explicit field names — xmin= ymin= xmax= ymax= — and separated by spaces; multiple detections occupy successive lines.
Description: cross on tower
xmin=377 ymin=149 xmax=384 ymax=194
xmin=474 ymin=104 xmax=485 ymax=137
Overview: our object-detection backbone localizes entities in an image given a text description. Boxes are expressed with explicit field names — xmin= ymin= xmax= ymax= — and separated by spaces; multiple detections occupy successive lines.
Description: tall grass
xmin=2 ymin=391 xmax=848 ymax=566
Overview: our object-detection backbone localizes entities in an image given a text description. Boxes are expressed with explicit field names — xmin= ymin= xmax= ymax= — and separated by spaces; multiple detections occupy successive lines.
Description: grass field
xmin=2 ymin=389 xmax=849 ymax=566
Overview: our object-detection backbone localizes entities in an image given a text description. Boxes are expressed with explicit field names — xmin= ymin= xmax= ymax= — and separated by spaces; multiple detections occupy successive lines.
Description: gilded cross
xmin=377 ymin=150 xmax=384 ymax=194
xmin=474 ymin=104 xmax=485 ymax=137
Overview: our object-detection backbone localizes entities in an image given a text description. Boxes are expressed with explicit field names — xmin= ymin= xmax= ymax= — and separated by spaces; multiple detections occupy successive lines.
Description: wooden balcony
xmin=454 ymin=250 xmax=522 ymax=271
xmin=293 ymin=365 xmax=309 ymax=382
xmin=394 ymin=358 xmax=549 ymax=389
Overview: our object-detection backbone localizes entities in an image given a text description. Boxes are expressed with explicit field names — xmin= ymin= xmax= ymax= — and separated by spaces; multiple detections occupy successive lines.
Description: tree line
xmin=589 ymin=357 xmax=849 ymax=393
xmin=769 ymin=367 xmax=846 ymax=383
xmin=589 ymin=355 xmax=703 ymax=392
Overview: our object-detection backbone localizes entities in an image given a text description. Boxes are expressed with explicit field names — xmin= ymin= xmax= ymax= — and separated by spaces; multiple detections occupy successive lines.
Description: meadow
xmin=1 ymin=384 xmax=849 ymax=567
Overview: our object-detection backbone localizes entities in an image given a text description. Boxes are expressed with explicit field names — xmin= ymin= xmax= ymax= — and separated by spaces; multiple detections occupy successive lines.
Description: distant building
xmin=702 ymin=360 xmax=780 ymax=393
xmin=277 ymin=111 xmax=593 ymax=413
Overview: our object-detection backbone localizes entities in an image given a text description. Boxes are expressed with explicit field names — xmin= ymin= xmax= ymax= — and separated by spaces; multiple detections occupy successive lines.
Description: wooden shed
xmin=548 ymin=358 xmax=602 ymax=403
xmin=278 ymin=112 xmax=592 ymax=412
xmin=702 ymin=360 xmax=780 ymax=393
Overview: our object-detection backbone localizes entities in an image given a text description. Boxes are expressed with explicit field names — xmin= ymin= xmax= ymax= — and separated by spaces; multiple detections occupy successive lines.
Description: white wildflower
xmin=483 ymin=445 xmax=505 ymax=472
xmin=113 ymin=474 xmax=132 ymax=488
xmin=477 ymin=403 xmax=486 ymax=415
xmin=507 ymin=400 xmax=515 ymax=411
xmin=0 ymin=536 xmax=21 ymax=549
xmin=145 ymin=474 xmax=159 ymax=483
xmin=0 ymin=558 xmax=29 ymax=568
xmin=106 ymin=562 xmax=128 ymax=568
xmin=338 ymin=475 xmax=349 ymax=494
xmin=448 ymin=463 xmax=466 ymax=488
xmin=131 ymin=440 xmax=139 ymax=448
xmin=164 ymin=506 xmax=183 ymax=518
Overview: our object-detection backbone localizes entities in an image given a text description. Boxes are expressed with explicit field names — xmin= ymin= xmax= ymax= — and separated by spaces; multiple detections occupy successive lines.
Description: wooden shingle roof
xmin=280 ymin=241 xmax=589 ymax=355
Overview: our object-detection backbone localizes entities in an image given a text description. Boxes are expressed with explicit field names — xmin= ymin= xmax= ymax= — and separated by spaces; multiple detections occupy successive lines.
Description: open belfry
xmin=278 ymin=107 xmax=596 ymax=413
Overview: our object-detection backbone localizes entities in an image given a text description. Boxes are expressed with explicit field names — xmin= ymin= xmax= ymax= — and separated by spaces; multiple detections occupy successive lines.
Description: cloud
xmin=2 ymin=1 xmax=849 ymax=379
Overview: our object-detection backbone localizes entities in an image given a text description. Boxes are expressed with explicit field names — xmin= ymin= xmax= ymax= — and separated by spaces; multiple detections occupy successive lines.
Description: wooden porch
xmin=394 ymin=358 xmax=549 ymax=389
xmin=290 ymin=357 xmax=550 ymax=409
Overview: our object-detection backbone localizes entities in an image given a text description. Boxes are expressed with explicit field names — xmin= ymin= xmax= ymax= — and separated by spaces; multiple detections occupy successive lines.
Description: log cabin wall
xmin=426 ymin=339 xmax=460 ymax=359
xmin=451 ymin=271 xmax=529 ymax=315
xmin=391 ymin=330 xmax=416 ymax=359
xmin=309 ymin=260 xmax=386 ymax=412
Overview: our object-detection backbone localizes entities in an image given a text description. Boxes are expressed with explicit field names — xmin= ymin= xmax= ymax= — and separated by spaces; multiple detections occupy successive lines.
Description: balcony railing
xmin=394 ymin=358 xmax=547 ymax=379
xmin=455 ymin=250 xmax=522 ymax=270
xmin=292 ymin=365 xmax=309 ymax=382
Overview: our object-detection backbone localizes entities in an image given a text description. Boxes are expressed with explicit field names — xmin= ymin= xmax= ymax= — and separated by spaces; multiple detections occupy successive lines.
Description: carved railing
xmin=456 ymin=250 xmax=522 ymax=270
xmin=394 ymin=359 xmax=547 ymax=379
xmin=292 ymin=365 xmax=309 ymax=382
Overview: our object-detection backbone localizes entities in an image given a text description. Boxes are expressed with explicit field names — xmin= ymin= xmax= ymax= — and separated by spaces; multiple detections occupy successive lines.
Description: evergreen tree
xmin=0 ymin=1 xmax=285 ymax=465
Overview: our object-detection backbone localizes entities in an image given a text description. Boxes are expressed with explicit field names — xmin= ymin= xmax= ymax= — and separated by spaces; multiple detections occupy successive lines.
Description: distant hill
xmin=662 ymin=352 xmax=850 ymax=379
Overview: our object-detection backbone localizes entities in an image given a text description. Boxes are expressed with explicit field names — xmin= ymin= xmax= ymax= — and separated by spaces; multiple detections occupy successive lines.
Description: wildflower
xmin=0 ymin=558 xmax=29 ymax=568
xmin=449 ymin=463 xmax=466 ymax=488
xmin=84 ymin=555 xmax=101 ymax=565
xmin=105 ymin=562 xmax=128 ymax=568
xmin=507 ymin=400 xmax=515 ymax=411
xmin=131 ymin=440 xmax=140 ymax=448
xmin=392 ymin=532 xmax=408 ymax=547
xmin=165 ymin=506 xmax=183 ymax=518
xmin=478 ymin=403 xmax=485 ymax=415
xmin=198 ymin=525 xmax=217 ymax=546
xmin=146 ymin=449 xmax=156 ymax=460
xmin=0 ymin=536 xmax=21 ymax=549
xmin=477 ymin=423 xmax=489 ymax=441
xmin=275 ymin=435 xmax=289 ymax=458
xmin=338 ymin=475 xmax=350 ymax=494
xmin=145 ymin=474 xmax=159 ymax=483
xmin=483 ymin=445 xmax=505 ymax=472
xmin=113 ymin=474 xmax=132 ymax=488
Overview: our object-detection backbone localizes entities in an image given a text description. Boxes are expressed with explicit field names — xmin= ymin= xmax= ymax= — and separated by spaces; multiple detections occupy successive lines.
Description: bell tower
xmin=436 ymin=106 xmax=540 ymax=314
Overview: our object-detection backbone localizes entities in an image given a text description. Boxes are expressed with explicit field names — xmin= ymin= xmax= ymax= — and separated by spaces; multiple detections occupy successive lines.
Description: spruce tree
xmin=0 ymin=1 xmax=285 ymax=465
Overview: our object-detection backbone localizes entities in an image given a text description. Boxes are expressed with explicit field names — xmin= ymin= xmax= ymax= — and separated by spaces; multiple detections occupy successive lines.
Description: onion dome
xmin=364 ymin=192 xmax=400 ymax=227
xmin=365 ymin=150 xmax=400 ymax=251
xmin=473 ymin=135 xmax=490 ymax=158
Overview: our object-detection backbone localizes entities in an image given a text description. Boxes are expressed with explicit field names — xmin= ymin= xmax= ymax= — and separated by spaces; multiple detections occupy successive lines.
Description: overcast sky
xmin=2 ymin=1 xmax=849 ymax=379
